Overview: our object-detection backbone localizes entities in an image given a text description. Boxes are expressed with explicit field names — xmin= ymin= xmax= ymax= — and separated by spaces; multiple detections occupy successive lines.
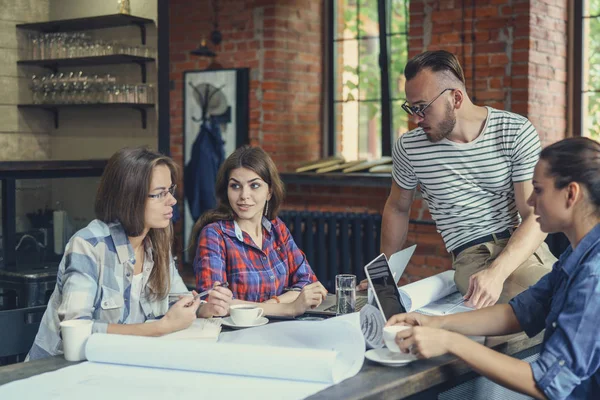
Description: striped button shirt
xmin=27 ymin=219 xmax=188 ymax=361
xmin=194 ymin=217 xmax=317 ymax=302
xmin=393 ymin=107 xmax=540 ymax=252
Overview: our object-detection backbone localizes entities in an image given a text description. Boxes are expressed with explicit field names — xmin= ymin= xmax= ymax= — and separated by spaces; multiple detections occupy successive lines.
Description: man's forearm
xmin=490 ymin=214 xmax=547 ymax=279
xmin=380 ymin=199 xmax=410 ymax=258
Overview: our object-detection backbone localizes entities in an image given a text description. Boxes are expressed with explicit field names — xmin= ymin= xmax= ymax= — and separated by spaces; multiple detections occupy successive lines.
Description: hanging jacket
xmin=185 ymin=119 xmax=225 ymax=222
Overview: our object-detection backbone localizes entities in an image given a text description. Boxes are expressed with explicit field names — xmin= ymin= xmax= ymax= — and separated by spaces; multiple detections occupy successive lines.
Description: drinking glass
xmin=336 ymin=274 xmax=356 ymax=315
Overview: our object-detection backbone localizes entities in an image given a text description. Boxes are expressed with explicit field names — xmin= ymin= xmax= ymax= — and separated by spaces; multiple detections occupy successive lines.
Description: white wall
xmin=46 ymin=0 xmax=158 ymax=225
xmin=48 ymin=0 xmax=158 ymax=160
xmin=0 ymin=0 xmax=53 ymax=234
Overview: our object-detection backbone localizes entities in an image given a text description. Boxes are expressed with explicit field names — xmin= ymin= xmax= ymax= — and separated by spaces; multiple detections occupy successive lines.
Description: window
xmin=576 ymin=0 xmax=600 ymax=137
xmin=328 ymin=0 xmax=409 ymax=160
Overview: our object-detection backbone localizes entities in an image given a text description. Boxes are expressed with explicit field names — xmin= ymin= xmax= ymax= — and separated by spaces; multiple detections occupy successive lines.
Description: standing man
xmin=379 ymin=50 xmax=555 ymax=309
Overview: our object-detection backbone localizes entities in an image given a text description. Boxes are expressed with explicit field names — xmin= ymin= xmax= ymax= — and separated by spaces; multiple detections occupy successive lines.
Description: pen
xmin=170 ymin=282 xmax=229 ymax=300
xmin=444 ymin=298 xmax=466 ymax=315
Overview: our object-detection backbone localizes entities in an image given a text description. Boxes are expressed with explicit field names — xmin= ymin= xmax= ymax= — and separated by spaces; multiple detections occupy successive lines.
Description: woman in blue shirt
xmin=387 ymin=137 xmax=600 ymax=399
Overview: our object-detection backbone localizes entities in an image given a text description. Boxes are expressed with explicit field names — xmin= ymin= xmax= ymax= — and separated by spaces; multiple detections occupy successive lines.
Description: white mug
xmin=60 ymin=319 xmax=93 ymax=361
xmin=382 ymin=325 xmax=410 ymax=353
xmin=230 ymin=305 xmax=264 ymax=326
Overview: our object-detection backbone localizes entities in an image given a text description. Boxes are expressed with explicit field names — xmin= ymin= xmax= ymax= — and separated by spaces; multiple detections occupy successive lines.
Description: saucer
xmin=221 ymin=316 xmax=269 ymax=329
xmin=364 ymin=348 xmax=417 ymax=367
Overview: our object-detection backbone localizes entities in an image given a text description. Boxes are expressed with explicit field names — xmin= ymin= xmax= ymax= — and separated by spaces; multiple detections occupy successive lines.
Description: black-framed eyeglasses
xmin=148 ymin=184 xmax=177 ymax=200
xmin=401 ymin=88 xmax=455 ymax=118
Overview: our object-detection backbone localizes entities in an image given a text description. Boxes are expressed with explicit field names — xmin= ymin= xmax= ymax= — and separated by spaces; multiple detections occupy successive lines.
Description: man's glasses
xmin=401 ymin=88 xmax=455 ymax=118
xmin=148 ymin=184 xmax=176 ymax=200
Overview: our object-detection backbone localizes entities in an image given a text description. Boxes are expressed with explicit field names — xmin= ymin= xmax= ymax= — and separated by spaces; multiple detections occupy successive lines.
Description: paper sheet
xmin=398 ymin=270 xmax=458 ymax=312
xmin=0 ymin=315 xmax=368 ymax=400
xmin=158 ymin=317 xmax=221 ymax=341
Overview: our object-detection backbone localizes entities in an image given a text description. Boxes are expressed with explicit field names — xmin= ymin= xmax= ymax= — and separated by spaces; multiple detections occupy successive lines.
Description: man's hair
xmin=404 ymin=50 xmax=466 ymax=85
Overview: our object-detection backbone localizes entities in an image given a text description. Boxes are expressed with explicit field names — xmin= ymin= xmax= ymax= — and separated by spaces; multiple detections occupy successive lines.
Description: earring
xmin=264 ymin=201 xmax=269 ymax=216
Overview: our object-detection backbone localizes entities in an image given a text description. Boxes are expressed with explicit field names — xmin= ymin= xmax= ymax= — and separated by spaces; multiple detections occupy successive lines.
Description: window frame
xmin=325 ymin=0 xmax=407 ymax=158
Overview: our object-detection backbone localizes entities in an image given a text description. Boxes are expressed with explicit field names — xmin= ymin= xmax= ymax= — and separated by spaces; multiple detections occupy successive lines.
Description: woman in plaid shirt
xmin=190 ymin=146 xmax=328 ymax=317
xmin=28 ymin=147 xmax=232 ymax=360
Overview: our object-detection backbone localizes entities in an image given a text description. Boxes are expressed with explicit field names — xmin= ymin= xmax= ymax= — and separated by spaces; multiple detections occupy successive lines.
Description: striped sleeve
xmin=510 ymin=119 xmax=541 ymax=182
xmin=392 ymin=134 xmax=418 ymax=190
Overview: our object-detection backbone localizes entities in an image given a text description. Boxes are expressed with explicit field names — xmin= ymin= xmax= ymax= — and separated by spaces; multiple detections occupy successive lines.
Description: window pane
xmin=359 ymin=102 xmax=382 ymax=159
xmin=335 ymin=41 xmax=359 ymax=102
xmin=584 ymin=17 xmax=600 ymax=92
xmin=388 ymin=0 xmax=408 ymax=34
xmin=392 ymin=99 xmax=410 ymax=138
xmin=389 ymin=34 xmax=408 ymax=100
xmin=337 ymin=101 xmax=358 ymax=159
xmin=584 ymin=92 xmax=600 ymax=139
xmin=358 ymin=38 xmax=381 ymax=100
xmin=336 ymin=0 xmax=358 ymax=40
xmin=587 ymin=0 xmax=600 ymax=16
xmin=358 ymin=0 xmax=380 ymax=38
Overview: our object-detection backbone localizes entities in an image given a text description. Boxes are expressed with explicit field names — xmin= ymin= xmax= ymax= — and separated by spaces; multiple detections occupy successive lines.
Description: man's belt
xmin=451 ymin=229 xmax=512 ymax=258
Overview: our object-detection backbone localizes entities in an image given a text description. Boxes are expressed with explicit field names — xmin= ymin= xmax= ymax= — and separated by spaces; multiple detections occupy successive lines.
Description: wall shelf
xmin=0 ymin=159 xmax=107 ymax=179
xmin=17 ymin=55 xmax=155 ymax=82
xmin=16 ymin=14 xmax=154 ymax=45
xmin=18 ymin=103 xmax=155 ymax=129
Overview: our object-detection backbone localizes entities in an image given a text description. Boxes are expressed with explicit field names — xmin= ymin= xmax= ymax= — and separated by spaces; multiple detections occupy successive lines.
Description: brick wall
xmin=169 ymin=0 xmax=323 ymax=172
xmin=409 ymin=0 xmax=568 ymax=145
xmin=170 ymin=0 xmax=569 ymax=282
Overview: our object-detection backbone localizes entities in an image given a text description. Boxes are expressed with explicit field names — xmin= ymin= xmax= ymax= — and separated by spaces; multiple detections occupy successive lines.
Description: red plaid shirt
xmin=194 ymin=217 xmax=317 ymax=302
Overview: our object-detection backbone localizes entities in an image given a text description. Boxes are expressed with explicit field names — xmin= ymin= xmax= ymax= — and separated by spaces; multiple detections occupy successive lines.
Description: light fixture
xmin=190 ymin=39 xmax=216 ymax=58
xmin=190 ymin=0 xmax=221 ymax=58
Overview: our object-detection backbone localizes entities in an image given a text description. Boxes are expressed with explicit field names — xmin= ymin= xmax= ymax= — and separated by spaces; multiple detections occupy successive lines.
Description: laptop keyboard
xmin=324 ymin=296 xmax=368 ymax=313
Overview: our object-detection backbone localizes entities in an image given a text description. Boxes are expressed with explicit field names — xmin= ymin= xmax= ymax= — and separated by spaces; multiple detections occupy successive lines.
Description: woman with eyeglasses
xmin=386 ymin=137 xmax=600 ymax=399
xmin=28 ymin=147 xmax=232 ymax=360
xmin=190 ymin=145 xmax=327 ymax=318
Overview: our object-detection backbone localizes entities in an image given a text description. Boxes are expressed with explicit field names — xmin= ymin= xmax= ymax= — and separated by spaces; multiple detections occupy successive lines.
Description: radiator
xmin=278 ymin=210 xmax=382 ymax=291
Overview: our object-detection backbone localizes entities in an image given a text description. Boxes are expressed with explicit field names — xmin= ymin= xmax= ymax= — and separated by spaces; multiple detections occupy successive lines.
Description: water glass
xmin=336 ymin=274 xmax=356 ymax=315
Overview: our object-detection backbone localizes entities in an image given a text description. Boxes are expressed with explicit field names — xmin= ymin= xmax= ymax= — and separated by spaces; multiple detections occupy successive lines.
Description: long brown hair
xmin=95 ymin=147 xmax=178 ymax=300
xmin=188 ymin=145 xmax=285 ymax=260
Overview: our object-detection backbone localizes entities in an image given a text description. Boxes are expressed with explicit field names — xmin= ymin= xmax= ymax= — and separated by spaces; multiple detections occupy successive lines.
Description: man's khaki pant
xmin=452 ymin=237 xmax=557 ymax=304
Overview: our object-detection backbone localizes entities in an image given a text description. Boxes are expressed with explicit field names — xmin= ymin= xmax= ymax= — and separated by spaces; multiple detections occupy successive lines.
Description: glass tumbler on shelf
xmin=136 ymin=84 xmax=148 ymax=104
xmin=117 ymin=0 xmax=131 ymax=14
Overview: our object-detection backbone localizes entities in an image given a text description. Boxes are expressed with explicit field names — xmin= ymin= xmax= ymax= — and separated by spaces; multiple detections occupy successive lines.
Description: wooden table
xmin=307 ymin=332 xmax=543 ymax=400
xmin=0 ymin=332 xmax=543 ymax=399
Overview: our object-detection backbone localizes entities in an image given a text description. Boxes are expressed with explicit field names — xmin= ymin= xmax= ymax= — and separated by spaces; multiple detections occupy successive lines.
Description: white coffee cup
xmin=230 ymin=305 xmax=264 ymax=326
xmin=383 ymin=325 xmax=411 ymax=353
xmin=60 ymin=319 xmax=93 ymax=361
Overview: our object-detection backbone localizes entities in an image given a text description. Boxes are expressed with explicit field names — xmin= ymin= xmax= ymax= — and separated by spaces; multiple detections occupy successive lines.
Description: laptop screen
xmin=365 ymin=254 xmax=406 ymax=321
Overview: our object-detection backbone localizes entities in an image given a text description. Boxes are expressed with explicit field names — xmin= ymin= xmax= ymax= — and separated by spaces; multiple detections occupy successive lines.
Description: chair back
xmin=0 ymin=305 xmax=46 ymax=358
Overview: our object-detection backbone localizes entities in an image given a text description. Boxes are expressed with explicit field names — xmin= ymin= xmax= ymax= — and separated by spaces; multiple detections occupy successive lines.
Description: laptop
xmin=303 ymin=245 xmax=416 ymax=317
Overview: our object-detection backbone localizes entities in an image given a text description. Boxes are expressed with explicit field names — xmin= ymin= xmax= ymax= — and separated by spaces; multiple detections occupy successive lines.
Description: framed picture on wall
xmin=182 ymin=68 xmax=249 ymax=262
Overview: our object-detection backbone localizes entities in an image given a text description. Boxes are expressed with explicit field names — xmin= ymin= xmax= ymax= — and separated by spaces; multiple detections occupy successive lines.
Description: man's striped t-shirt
xmin=392 ymin=107 xmax=541 ymax=252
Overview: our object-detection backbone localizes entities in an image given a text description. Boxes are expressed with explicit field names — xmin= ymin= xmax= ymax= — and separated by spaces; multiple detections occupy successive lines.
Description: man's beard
xmin=424 ymin=103 xmax=456 ymax=143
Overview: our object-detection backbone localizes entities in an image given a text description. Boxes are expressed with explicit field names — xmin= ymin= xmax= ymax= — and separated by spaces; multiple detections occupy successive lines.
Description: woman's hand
xmin=160 ymin=295 xmax=200 ymax=333
xmin=198 ymin=283 xmax=233 ymax=318
xmin=395 ymin=326 xmax=455 ymax=359
xmin=386 ymin=312 xmax=441 ymax=329
xmin=290 ymin=281 xmax=328 ymax=316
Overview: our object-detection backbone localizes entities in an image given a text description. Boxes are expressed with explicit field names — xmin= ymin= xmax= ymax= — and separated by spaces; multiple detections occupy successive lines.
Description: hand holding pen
xmin=185 ymin=282 xmax=232 ymax=318
xmin=172 ymin=282 xmax=230 ymax=303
